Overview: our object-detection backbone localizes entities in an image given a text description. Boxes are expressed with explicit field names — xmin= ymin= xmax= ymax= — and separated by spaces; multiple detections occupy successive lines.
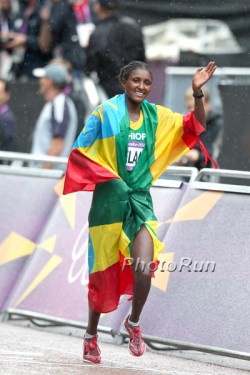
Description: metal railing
xmin=192 ymin=168 xmax=250 ymax=194
xmin=155 ymin=166 xmax=198 ymax=188
xmin=160 ymin=166 xmax=198 ymax=182
xmin=0 ymin=151 xmax=67 ymax=178
xmin=0 ymin=151 xmax=68 ymax=165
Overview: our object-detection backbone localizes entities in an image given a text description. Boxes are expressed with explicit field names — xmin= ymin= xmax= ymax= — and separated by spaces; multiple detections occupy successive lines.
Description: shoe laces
xmin=85 ymin=336 xmax=99 ymax=355
xmin=132 ymin=326 xmax=142 ymax=346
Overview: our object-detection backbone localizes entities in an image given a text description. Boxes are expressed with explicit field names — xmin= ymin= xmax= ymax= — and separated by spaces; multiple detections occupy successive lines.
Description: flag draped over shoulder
xmin=63 ymin=94 xmax=213 ymax=313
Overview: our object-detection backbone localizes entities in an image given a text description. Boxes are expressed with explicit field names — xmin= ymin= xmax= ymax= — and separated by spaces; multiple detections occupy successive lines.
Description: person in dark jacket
xmin=86 ymin=0 xmax=145 ymax=98
xmin=47 ymin=0 xmax=85 ymax=73
xmin=177 ymin=86 xmax=223 ymax=169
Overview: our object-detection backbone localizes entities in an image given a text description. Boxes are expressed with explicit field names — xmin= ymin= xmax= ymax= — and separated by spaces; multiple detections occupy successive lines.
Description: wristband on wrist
xmin=193 ymin=90 xmax=204 ymax=99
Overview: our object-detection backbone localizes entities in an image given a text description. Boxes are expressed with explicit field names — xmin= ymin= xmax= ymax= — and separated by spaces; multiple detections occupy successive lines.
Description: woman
xmin=63 ymin=60 xmax=217 ymax=364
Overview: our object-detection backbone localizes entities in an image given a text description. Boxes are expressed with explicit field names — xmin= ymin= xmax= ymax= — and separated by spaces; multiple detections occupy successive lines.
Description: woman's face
xmin=122 ymin=69 xmax=152 ymax=104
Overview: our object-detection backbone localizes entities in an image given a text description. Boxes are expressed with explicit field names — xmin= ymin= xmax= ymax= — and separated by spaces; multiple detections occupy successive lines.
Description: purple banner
xmin=140 ymin=188 xmax=250 ymax=353
xmin=0 ymin=174 xmax=58 ymax=310
xmin=5 ymin=190 xmax=92 ymax=322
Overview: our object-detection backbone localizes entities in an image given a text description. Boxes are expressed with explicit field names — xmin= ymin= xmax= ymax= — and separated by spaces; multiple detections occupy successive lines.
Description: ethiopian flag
xmin=63 ymin=94 xmax=213 ymax=313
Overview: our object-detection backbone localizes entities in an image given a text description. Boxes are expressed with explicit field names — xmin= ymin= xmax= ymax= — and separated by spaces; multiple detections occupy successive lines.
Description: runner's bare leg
xmin=86 ymin=308 xmax=100 ymax=335
xmin=130 ymin=225 xmax=154 ymax=323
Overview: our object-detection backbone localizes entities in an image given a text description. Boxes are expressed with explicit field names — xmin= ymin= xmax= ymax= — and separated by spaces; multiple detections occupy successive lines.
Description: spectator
xmin=49 ymin=57 xmax=73 ymax=95
xmin=0 ymin=78 xmax=17 ymax=151
xmin=176 ymin=86 xmax=223 ymax=169
xmin=0 ymin=0 xmax=14 ymax=79
xmin=86 ymin=0 xmax=146 ymax=98
xmin=30 ymin=63 xmax=78 ymax=169
xmin=2 ymin=0 xmax=52 ymax=80
xmin=40 ymin=0 xmax=85 ymax=74
xmin=72 ymin=0 xmax=92 ymax=24
xmin=49 ymin=56 xmax=87 ymax=134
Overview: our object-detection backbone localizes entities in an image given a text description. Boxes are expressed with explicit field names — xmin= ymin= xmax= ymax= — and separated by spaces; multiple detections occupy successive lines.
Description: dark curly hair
xmin=118 ymin=61 xmax=153 ymax=84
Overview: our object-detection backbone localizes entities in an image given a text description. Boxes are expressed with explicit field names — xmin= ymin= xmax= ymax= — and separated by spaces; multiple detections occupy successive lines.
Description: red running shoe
xmin=83 ymin=334 xmax=101 ymax=364
xmin=123 ymin=316 xmax=146 ymax=357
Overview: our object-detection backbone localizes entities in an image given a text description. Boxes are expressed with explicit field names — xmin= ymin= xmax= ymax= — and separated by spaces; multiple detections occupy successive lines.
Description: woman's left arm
xmin=192 ymin=61 xmax=217 ymax=130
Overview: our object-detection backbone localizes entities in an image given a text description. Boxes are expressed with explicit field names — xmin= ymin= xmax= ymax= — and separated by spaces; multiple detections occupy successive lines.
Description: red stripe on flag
xmin=182 ymin=112 xmax=218 ymax=169
xmin=88 ymin=255 xmax=135 ymax=313
xmin=63 ymin=148 xmax=118 ymax=194
xmin=88 ymin=262 xmax=122 ymax=313
xmin=182 ymin=111 xmax=205 ymax=150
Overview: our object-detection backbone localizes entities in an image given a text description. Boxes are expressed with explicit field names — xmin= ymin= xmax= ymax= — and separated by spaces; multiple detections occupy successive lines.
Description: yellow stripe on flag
xmin=90 ymin=223 xmax=123 ymax=273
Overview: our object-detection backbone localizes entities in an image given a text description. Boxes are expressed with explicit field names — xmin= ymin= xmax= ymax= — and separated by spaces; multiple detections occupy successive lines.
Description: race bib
xmin=126 ymin=132 xmax=146 ymax=171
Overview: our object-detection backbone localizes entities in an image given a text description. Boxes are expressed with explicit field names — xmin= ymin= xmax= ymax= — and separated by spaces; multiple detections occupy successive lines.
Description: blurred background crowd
xmin=0 ymin=0 xmax=249 ymax=172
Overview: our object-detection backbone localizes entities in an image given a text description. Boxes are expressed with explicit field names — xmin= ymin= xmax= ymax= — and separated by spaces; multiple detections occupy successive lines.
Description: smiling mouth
xmin=135 ymin=91 xmax=144 ymax=97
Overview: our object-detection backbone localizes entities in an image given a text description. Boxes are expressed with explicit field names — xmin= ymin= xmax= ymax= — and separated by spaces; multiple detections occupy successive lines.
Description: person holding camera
xmin=1 ymin=0 xmax=52 ymax=79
